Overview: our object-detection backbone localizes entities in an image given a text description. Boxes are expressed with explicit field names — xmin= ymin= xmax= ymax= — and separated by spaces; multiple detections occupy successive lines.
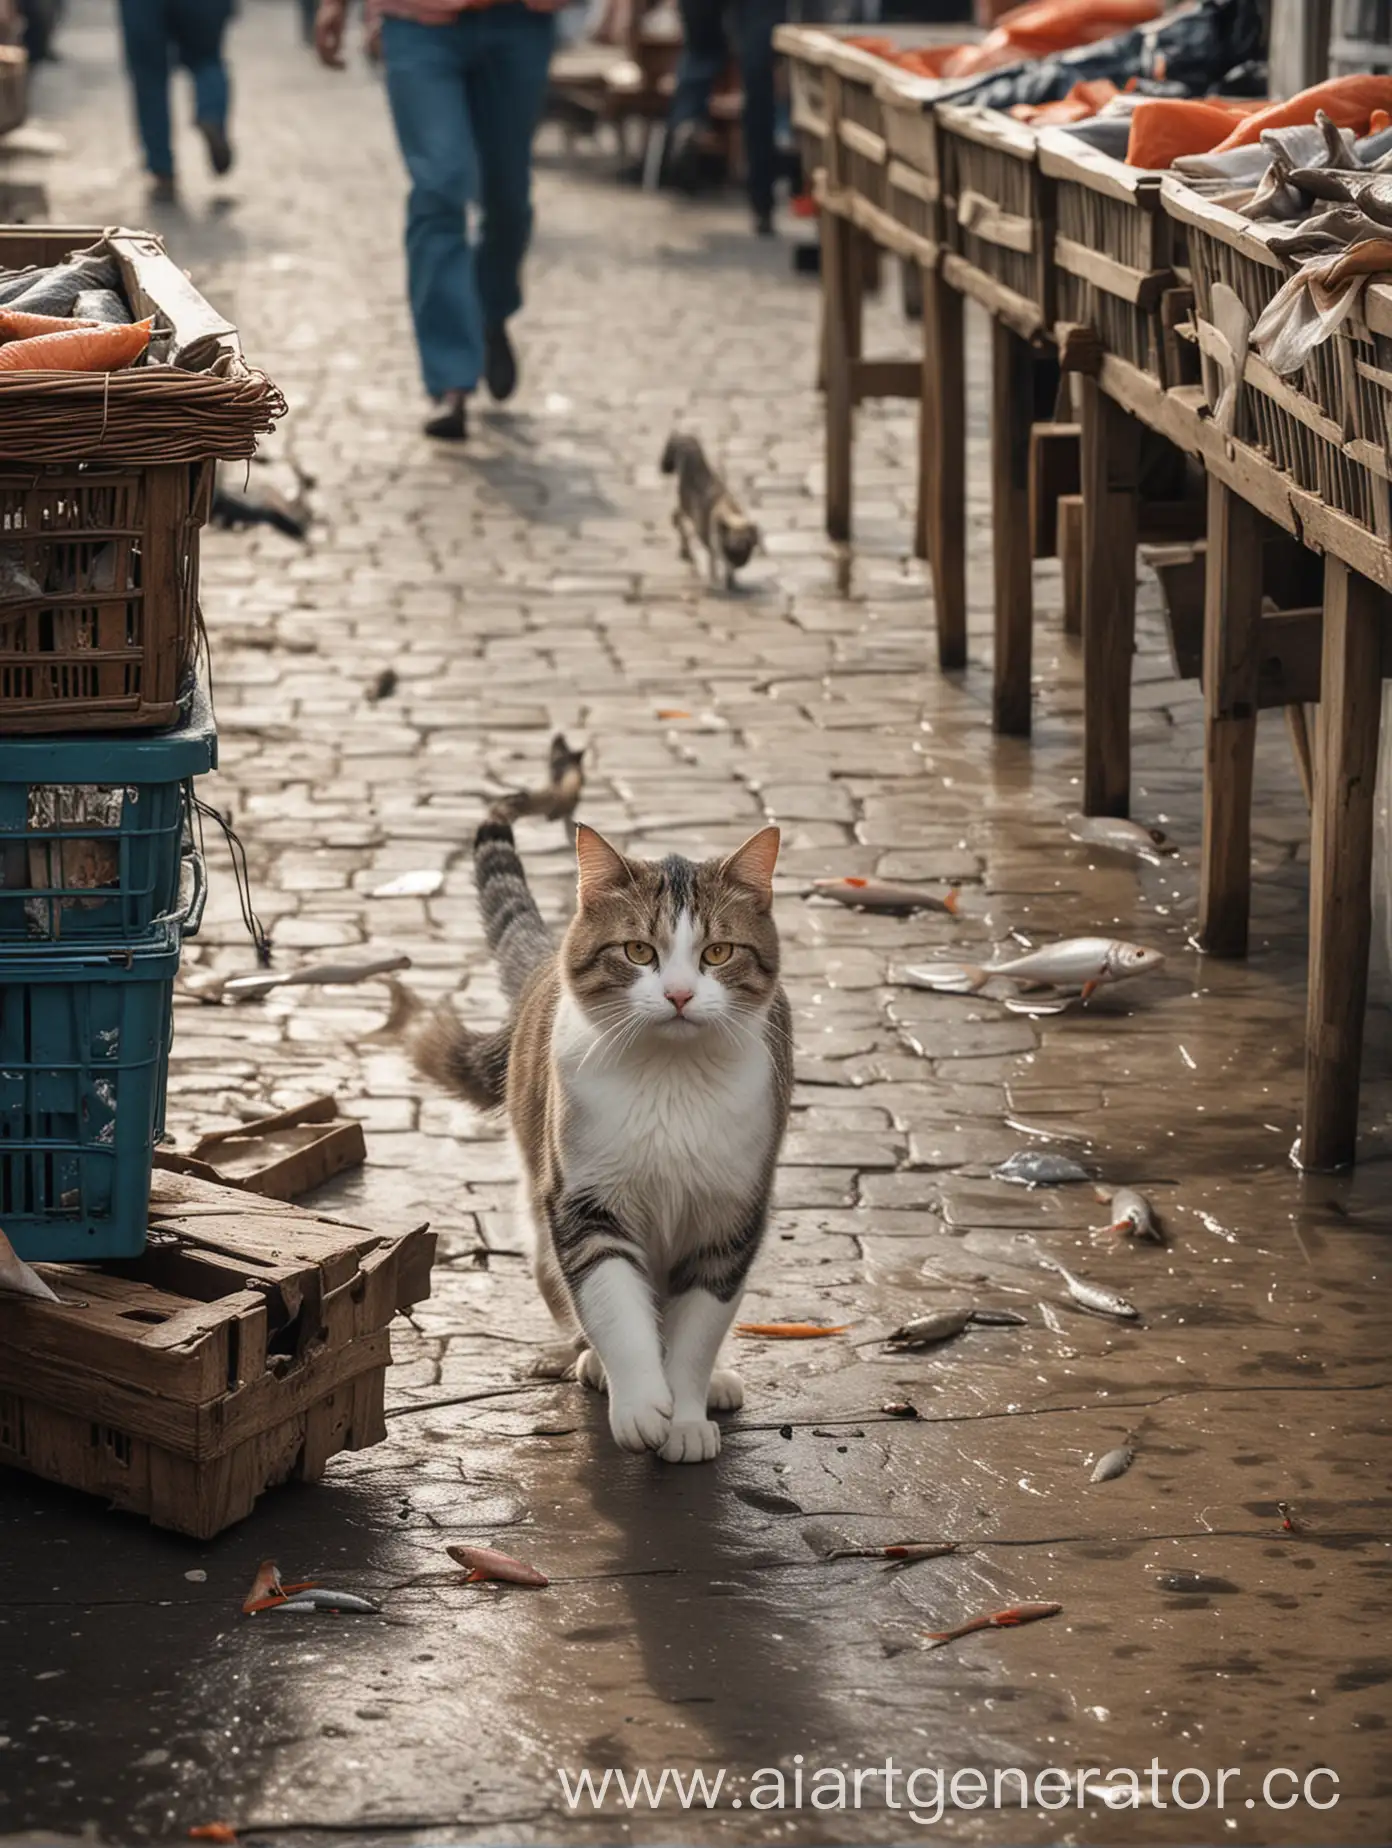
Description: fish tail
xmin=942 ymin=888 xmax=960 ymax=915
xmin=906 ymin=961 xmax=987 ymax=994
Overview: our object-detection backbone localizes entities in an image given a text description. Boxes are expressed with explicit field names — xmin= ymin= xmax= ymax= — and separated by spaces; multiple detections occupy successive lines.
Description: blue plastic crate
xmin=0 ymin=681 xmax=216 ymax=945
xmin=0 ymin=926 xmax=181 ymax=1261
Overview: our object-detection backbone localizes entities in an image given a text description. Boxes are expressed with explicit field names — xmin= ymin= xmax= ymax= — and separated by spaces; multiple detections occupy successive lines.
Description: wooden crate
xmin=938 ymin=103 xmax=1053 ymax=340
xmin=0 ymin=1169 xmax=435 ymax=1538
xmin=0 ymin=43 xmax=26 ymax=138
xmin=877 ymin=76 xmax=951 ymax=264
xmin=1162 ymin=178 xmax=1392 ymax=551
xmin=1038 ymin=131 xmax=1184 ymax=384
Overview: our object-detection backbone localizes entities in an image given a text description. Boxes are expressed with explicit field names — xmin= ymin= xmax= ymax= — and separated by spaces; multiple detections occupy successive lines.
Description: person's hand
xmin=315 ymin=0 xmax=348 ymax=68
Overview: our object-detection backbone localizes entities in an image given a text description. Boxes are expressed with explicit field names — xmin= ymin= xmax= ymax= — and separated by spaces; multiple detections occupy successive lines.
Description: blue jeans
xmin=670 ymin=0 xmax=786 ymax=218
xmin=382 ymin=6 xmax=555 ymax=399
xmin=118 ymin=0 xmax=232 ymax=179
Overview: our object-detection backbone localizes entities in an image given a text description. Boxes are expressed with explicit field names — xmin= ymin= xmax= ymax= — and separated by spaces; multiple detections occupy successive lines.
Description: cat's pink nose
xmin=665 ymin=988 xmax=694 ymax=1014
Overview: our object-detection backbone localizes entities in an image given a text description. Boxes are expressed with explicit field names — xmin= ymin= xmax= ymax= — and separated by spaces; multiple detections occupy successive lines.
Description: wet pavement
xmin=2 ymin=2 xmax=1392 ymax=1843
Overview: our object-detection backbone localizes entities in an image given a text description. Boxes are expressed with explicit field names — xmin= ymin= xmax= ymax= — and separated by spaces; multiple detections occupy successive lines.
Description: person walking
xmin=316 ymin=0 xmax=558 ymax=440
xmin=666 ymin=0 xmax=786 ymax=236
xmin=117 ymin=0 xmax=235 ymax=200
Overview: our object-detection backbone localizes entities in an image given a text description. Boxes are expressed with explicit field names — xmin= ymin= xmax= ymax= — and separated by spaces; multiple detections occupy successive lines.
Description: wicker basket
xmin=1038 ymin=131 xmax=1184 ymax=383
xmin=1161 ymin=178 xmax=1391 ymax=548
xmin=938 ymin=103 xmax=1053 ymax=339
xmin=0 ymin=226 xmax=282 ymax=733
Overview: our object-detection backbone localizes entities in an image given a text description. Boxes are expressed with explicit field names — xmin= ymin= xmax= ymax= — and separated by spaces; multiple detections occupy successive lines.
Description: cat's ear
xmin=575 ymin=823 xmax=628 ymax=905
xmin=722 ymin=826 xmax=780 ymax=911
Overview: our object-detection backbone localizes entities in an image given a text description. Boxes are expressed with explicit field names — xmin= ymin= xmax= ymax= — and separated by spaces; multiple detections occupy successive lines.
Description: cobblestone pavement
xmin=3 ymin=3 xmax=1392 ymax=1844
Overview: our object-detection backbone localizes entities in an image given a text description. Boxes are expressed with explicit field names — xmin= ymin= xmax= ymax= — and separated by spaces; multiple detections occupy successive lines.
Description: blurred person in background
xmin=117 ymin=0 xmax=235 ymax=200
xmin=316 ymin=0 xmax=560 ymax=441
xmin=666 ymin=0 xmax=786 ymax=235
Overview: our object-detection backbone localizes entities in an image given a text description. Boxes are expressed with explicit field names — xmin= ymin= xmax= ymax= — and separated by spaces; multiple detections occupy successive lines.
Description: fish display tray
xmin=879 ymin=78 xmax=949 ymax=265
xmin=1161 ymin=178 xmax=1392 ymax=554
xmin=0 ymin=924 xmax=181 ymax=1261
xmin=938 ymin=104 xmax=1054 ymax=340
xmin=0 ymin=679 xmax=216 ymax=941
xmin=1038 ymin=132 xmax=1188 ymax=386
xmin=0 ymin=1170 xmax=435 ymax=1537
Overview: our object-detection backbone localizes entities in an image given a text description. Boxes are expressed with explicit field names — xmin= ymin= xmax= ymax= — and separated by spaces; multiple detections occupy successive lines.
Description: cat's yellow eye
xmin=624 ymin=941 xmax=656 ymax=966
xmin=702 ymin=942 xmax=733 ymax=967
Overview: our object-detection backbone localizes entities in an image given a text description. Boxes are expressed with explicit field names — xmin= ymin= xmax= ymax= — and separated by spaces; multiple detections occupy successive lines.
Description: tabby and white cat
xmin=661 ymin=432 xmax=761 ymax=591
xmin=414 ymin=746 xmax=792 ymax=1464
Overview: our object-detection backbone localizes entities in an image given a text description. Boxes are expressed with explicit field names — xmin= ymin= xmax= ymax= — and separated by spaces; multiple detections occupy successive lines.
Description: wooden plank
xmin=1058 ymin=492 xmax=1084 ymax=638
xmin=1197 ymin=477 xmax=1266 ymax=957
xmin=992 ymin=318 xmax=1034 ymax=736
xmin=1302 ymin=561 xmax=1387 ymax=1170
xmin=1055 ymin=236 xmax=1173 ymax=311
xmin=1255 ymin=608 xmax=1323 ymax=709
xmin=0 ymin=1274 xmax=237 ymax=1403
xmin=1029 ymin=421 xmax=1080 ymax=559
xmin=850 ymin=357 xmax=920 ymax=403
xmin=1080 ymin=374 xmax=1142 ymax=814
xmin=921 ymin=261 xmax=967 ymax=671
xmin=957 ymin=190 xmax=1034 ymax=256
xmin=940 ymin=251 xmax=1044 ymax=342
xmin=823 ymin=206 xmax=860 ymax=544
xmin=1268 ymin=0 xmax=1332 ymax=96
xmin=1286 ymin=702 xmax=1315 ymax=810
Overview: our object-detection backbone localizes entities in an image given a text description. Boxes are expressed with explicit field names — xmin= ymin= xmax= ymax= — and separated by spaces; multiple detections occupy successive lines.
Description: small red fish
xmin=736 ymin=1321 xmax=850 ymax=1339
xmin=447 ymin=1544 xmax=549 ymax=1587
xmin=188 ymin=1827 xmax=237 ymax=1844
xmin=923 ymin=1600 xmax=1062 ymax=1648
xmin=241 ymin=1559 xmax=317 ymax=1614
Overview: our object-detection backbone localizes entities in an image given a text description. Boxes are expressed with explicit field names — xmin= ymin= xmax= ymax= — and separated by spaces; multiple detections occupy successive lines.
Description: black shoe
xmin=198 ymin=119 xmax=234 ymax=176
xmin=753 ymin=209 xmax=774 ymax=237
xmin=149 ymin=173 xmax=177 ymax=205
xmin=424 ymin=392 xmax=469 ymax=441
xmin=484 ymin=322 xmax=517 ymax=403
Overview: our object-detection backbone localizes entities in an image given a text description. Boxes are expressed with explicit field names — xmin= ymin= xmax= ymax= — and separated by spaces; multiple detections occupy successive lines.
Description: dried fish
xmin=992 ymin=1151 xmax=1092 ymax=1187
xmin=809 ymin=876 xmax=959 ymax=916
xmin=1065 ymin=812 xmax=1175 ymax=863
xmin=968 ymin=1307 xmax=1029 ymax=1327
xmin=735 ymin=1321 xmax=850 ymax=1339
xmin=923 ymin=1600 xmax=1062 ymax=1649
xmin=1097 ymin=1186 xmax=1163 ymax=1243
xmin=188 ymin=1827 xmax=238 ymax=1844
xmin=221 ymin=953 xmax=412 ymax=1003
xmin=270 ymin=1588 xmax=381 ymax=1614
xmin=1090 ymin=1444 xmax=1135 ymax=1483
xmin=0 ymin=1226 xmax=60 ymax=1303
xmin=447 ymin=1544 xmax=549 ymax=1587
xmin=884 ymin=1308 xmax=972 ymax=1349
xmin=906 ymin=937 xmax=1163 ymax=999
xmin=1040 ymin=1257 xmax=1139 ymax=1321
xmin=826 ymin=1540 xmax=953 ymax=1562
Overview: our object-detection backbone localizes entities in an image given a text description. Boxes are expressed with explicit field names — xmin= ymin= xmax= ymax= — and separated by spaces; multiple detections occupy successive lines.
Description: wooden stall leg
xmin=1058 ymin=493 xmax=1083 ymax=637
xmin=1302 ymin=560 xmax=1386 ymax=1171
xmin=1196 ymin=476 xmax=1264 ymax=957
xmin=1080 ymin=375 xmax=1142 ymax=815
xmin=823 ymin=209 xmax=862 ymax=545
xmin=920 ymin=261 xmax=966 ymax=671
xmin=991 ymin=317 xmax=1033 ymax=736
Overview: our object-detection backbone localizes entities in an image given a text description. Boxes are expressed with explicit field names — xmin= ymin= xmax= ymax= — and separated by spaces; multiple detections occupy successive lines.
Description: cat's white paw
xmin=575 ymin=1347 xmax=607 ymax=1393
xmin=660 ymin=1417 xmax=722 ymax=1464
xmin=608 ymin=1388 xmax=674 ymax=1454
xmin=707 ymin=1368 xmax=744 ymax=1412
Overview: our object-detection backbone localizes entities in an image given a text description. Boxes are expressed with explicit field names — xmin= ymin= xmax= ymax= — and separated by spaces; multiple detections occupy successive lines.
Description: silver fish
xmin=1098 ymin=1186 xmax=1163 ymax=1243
xmin=271 ymin=1588 xmax=381 ymax=1613
xmin=885 ymin=1308 xmax=973 ymax=1349
xmin=810 ymin=876 xmax=959 ymax=916
xmin=1041 ymin=1257 xmax=1139 ymax=1321
xmin=969 ymin=1307 xmax=1030 ymax=1326
xmin=906 ymin=937 xmax=1164 ymax=998
xmin=1065 ymin=813 xmax=1175 ymax=863
xmin=1090 ymin=1444 xmax=1135 ymax=1483
xmin=0 ymin=1227 xmax=60 ymax=1304
xmin=993 ymin=1151 xmax=1092 ymax=1188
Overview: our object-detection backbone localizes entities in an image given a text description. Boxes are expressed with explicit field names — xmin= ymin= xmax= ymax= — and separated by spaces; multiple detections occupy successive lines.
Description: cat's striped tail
xmin=412 ymin=735 xmax=583 ymax=1111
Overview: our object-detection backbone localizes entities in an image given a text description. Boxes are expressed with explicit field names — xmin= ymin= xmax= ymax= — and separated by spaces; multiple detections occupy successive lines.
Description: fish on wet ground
xmin=272 ymin=1588 xmax=381 ymax=1614
xmin=736 ymin=1320 xmax=850 ymax=1339
xmin=885 ymin=1308 xmax=972 ymax=1349
xmin=809 ymin=876 xmax=959 ymax=916
xmin=881 ymin=1400 xmax=919 ymax=1417
xmin=923 ymin=1601 xmax=1062 ymax=1649
xmin=827 ymin=1541 xmax=957 ymax=1565
xmin=1096 ymin=1186 xmax=1164 ymax=1243
xmin=1040 ymin=1256 xmax=1139 ymax=1321
xmin=905 ymin=937 xmax=1164 ymax=1000
xmin=968 ymin=1306 xmax=1030 ymax=1326
xmin=1090 ymin=1444 xmax=1135 ymax=1482
xmin=1065 ymin=813 xmax=1176 ymax=863
xmin=993 ymin=1150 xmax=1093 ymax=1187
xmin=447 ymin=1544 xmax=549 ymax=1587
xmin=242 ymin=1558 xmax=318 ymax=1613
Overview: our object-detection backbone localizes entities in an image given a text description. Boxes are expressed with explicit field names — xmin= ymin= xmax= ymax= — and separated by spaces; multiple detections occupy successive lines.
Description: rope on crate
xmin=192 ymin=797 xmax=274 ymax=967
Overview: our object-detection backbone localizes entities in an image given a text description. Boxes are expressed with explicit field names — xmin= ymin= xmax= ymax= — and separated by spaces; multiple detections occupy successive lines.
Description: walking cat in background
xmin=661 ymin=432 xmax=761 ymax=590
xmin=414 ymin=740 xmax=792 ymax=1464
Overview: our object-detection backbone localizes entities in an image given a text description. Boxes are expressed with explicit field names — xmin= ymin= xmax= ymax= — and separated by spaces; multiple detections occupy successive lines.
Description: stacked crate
xmin=0 ymin=227 xmax=283 ymax=1265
